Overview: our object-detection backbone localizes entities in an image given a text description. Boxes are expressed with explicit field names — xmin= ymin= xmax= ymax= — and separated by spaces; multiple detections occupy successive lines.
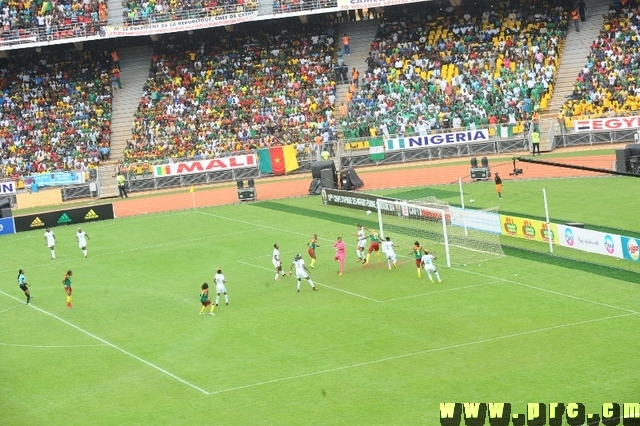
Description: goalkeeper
xmin=363 ymin=227 xmax=381 ymax=267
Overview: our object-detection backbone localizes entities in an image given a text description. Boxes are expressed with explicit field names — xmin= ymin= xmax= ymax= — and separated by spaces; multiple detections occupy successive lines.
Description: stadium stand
xmin=340 ymin=1 xmax=569 ymax=140
xmin=0 ymin=45 xmax=113 ymax=179
xmin=121 ymin=0 xmax=259 ymax=26
xmin=0 ymin=0 xmax=107 ymax=45
xmin=561 ymin=2 xmax=640 ymax=120
xmin=272 ymin=0 xmax=337 ymax=15
xmin=124 ymin=18 xmax=337 ymax=163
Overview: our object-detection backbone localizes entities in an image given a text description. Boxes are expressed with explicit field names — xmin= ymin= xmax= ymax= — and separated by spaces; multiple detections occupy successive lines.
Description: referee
xmin=18 ymin=269 xmax=31 ymax=304
xmin=117 ymin=173 xmax=128 ymax=198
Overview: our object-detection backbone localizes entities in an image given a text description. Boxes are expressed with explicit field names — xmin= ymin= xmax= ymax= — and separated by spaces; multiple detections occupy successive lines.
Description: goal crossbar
xmin=376 ymin=199 xmax=452 ymax=267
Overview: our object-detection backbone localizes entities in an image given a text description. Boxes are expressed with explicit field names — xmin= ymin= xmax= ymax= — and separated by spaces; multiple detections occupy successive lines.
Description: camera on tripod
xmin=509 ymin=158 xmax=523 ymax=176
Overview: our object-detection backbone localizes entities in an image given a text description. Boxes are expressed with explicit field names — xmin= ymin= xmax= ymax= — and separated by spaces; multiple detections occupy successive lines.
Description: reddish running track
xmin=113 ymin=154 xmax=615 ymax=218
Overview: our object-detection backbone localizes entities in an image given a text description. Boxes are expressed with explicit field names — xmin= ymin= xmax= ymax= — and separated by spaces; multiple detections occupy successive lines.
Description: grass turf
xmin=1 ymin=176 xmax=639 ymax=425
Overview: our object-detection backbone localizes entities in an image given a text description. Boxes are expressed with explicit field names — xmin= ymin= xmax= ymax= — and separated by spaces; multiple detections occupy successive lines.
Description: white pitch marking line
xmin=0 ymin=304 xmax=22 ymax=315
xmin=452 ymin=267 xmax=640 ymax=315
xmin=0 ymin=289 xmax=209 ymax=395
xmin=236 ymin=260 xmax=383 ymax=303
xmin=207 ymin=312 xmax=636 ymax=395
xmin=0 ymin=228 xmax=256 ymax=274
xmin=383 ymin=281 xmax=499 ymax=303
xmin=242 ymin=250 xmax=299 ymax=261
xmin=195 ymin=210 xmax=337 ymax=243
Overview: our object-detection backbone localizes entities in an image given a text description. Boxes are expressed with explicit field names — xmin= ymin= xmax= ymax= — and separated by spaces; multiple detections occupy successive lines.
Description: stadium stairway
xmin=335 ymin=19 xmax=379 ymax=112
xmin=259 ymin=0 xmax=274 ymax=16
xmin=109 ymin=45 xmax=153 ymax=163
xmin=547 ymin=0 xmax=609 ymax=112
xmin=539 ymin=0 xmax=608 ymax=152
xmin=97 ymin=163 xmax=120 ymax=198
xmin=107 ymin=0 xmax=124 ymax=26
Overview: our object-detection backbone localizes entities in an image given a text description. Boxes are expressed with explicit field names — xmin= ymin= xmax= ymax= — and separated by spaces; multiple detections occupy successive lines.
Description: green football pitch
xmin=2 ymin=176 xmax=640 ymax=425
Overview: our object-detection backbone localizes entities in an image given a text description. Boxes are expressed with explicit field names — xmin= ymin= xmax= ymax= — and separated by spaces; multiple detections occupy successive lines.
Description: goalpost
xmin=376 ymin=198 xmax=504 ymax=268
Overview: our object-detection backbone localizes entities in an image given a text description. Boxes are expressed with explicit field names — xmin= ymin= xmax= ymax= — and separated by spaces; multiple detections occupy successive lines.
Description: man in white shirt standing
xmin=289 ymin=254 xmax=318 ymax=292
xmin=273 ymin=243 xmax=285 ymax=281
xmin=214 ymin=269 xmax=229 ymax=306
xmin=44 ymin=227 xmax=57 ymax=259
xmin=76 ymin=228 xmax=90 ymax=258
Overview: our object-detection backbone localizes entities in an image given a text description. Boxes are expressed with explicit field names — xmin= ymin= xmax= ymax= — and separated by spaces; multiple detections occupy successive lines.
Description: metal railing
xmin=553 ymin=113 xmax=640 ymax=148
xmin=121 ymin=3 xmax=259 ymax=26
xmin=339 ymin=127 xmax=529 ymax=169
xmin=272 ymin=0 xmax=337 ymax=14
xmin=0 ymin=21 xmax=105 ymax=47
xmin=0 ymin=0 xmax=341 ymax=49
xmin=124 ymin=156 xmax=314 ymax=193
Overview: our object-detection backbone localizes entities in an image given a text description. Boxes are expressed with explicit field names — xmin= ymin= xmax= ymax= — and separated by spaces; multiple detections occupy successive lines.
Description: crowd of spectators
xmin=124 ymin=17 xmax=337 ymax=163
xmin=0 ymin=0 xmax=107 ymax=44
xmin=342 ymin=1 xmax=570 ymax=139
xmin=273 ymin=0 xmax=337 ymax=15
xmin=121 ymin=0 xmax=258 ymax=26
xmin=561 ymin=0 xmax=640 ymax=122
xmin=0 ymin=44 xmax=113 ymax=179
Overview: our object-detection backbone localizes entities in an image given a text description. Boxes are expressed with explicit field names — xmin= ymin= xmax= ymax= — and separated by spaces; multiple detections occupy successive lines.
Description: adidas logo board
xmin=30 ymin=217 xmax=45 ymax=228
xmin=57 ymin=213 xmax=72 ymax=224
xmin=84 ymin=209 xmax=99 ymax=220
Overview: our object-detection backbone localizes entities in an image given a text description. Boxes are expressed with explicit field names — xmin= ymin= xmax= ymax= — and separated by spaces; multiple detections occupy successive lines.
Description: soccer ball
xmin=366 ymin=210 xmax=372 ymax=215
xmin=469 ymin=199 xmax=475 ymax=203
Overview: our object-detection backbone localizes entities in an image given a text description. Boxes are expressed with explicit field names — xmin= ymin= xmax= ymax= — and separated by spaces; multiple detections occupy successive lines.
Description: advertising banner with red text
xmin=573 ymin=116 xmax=640 ymax=133
xmin=154 ymin=154 xmax=257 ymax=177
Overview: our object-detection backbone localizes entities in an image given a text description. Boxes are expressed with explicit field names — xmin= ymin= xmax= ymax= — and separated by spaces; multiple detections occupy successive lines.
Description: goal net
xmin=376 ymin=197 xmax=504 ymax=267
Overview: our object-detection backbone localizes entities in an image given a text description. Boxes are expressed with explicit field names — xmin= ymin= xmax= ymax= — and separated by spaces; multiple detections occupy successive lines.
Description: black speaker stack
xmin=469 ymin=157 xmax=491 ymax=181
xmin=236 ymin=179 xmax=256 ymax=201
xmin=238 ymin=188 xmax=256 ymax=201
xmin=615 ymin=144 xmax=640 ymax=174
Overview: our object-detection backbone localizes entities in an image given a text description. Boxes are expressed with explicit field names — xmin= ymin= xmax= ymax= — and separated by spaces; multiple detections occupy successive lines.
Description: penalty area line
xmin=0 ymin=289 xmax=209 ymax=395
xmin=382 ymin=281 xmax=500 ymax=303
xmin=0 ymin=304 xmax=22 ymax=315
xmin=452 ymin=267 xmax=640 ymax=315
xmin=236 ymin=260 xmax=383 ymax=303
xmin=207 ymin=312 xmax=635 ymax=396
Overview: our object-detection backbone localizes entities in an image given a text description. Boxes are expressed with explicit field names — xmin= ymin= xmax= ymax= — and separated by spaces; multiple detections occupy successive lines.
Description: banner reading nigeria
xmin=385 ymin=129 xmax=490 ymax=152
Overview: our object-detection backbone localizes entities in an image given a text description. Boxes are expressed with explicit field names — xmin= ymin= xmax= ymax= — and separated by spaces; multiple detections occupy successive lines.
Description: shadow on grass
xmin=254 ymin=201 xmax=640 ymax=285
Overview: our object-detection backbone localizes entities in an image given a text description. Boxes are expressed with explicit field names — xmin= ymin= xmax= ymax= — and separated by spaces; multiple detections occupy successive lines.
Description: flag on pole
xmin=258 ymin=146 xmax=299 ymax=175
xmin=189 ymin=185 xmax=194 ymax=193
xmin=369 ymin=137 xmax=384 ymax=160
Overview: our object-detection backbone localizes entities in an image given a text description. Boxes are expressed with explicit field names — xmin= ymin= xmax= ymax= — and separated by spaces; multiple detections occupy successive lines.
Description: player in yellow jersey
xmin=199 ymin=283 xmax=215 ymax=315
xmin=307 ymin=234 xmax=319 ymax=268
xmin=363 ymin=227 xmax=381 ymax=267
xmin=62 ymin=270 xmax=73 ymax=308
xmin=410 ymin=241 xmax=423 ymax=278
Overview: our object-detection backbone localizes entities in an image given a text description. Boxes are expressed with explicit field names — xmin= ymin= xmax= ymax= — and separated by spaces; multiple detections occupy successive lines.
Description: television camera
xmin=509 ymin=158 xmax=523 ymax=176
